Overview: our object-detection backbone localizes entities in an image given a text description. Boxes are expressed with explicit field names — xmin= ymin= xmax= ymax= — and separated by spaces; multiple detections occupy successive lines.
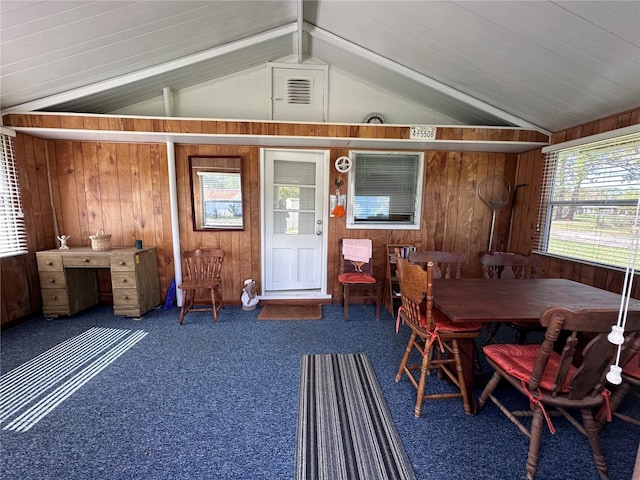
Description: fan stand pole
xmin=488 ymin=210 xmax=496 ymax=251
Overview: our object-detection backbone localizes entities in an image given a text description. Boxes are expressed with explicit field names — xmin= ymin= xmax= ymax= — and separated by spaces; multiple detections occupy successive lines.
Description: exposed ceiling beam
xmin=8 ymin=125 xmax=547 ymax=153
xmin=304 ymin=23 xmax=551 ymax=136
xmin=2 ymin=23 xmax=298 ymax=115
xmin=297 ymin=0 xmax=304 ymax=63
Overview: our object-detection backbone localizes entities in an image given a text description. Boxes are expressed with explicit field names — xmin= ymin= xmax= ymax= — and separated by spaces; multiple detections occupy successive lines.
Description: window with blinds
xmin=347 ymin=151 xmax=424 ymax=230
xmin=0 ymin=131 xmax=27 ymax=258
xmin=535 ymin=131 xmax=640 ymax=269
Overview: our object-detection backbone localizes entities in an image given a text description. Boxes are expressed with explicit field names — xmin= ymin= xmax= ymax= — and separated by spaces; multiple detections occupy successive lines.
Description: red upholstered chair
xmin=177 ymin=248 xmax=225 ymax=324
xmin=478 ymin=306 xmax=640 ymax=480
xmin=480 ymin=251 xmax=544 ymax=345
xmin=395 ymin=257 xmax=482 ymax=417
xmin=338 ymin=239 xmax=381 ymax=320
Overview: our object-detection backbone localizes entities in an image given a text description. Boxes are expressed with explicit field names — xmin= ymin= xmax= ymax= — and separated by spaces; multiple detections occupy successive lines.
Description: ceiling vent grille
xmin=270 ymin=64 xmax=327 ymax=121
xmin=287 ymin=78 xmax=312 ymax=105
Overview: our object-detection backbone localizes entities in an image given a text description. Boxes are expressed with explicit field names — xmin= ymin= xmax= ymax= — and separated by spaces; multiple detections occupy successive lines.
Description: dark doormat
xmin=257 ymin=304 xmax=322 ymax=320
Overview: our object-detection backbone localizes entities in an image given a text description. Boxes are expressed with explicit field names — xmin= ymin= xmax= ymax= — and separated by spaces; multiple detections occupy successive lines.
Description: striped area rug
xmin=0 ymin=327 xmax=147 ymax=432
xmin=296 ymin=353 xmax=416 ymax=480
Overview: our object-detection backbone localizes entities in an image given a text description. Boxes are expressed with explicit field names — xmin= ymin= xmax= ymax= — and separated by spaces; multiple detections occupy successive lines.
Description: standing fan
xmin=478 ymin=175 xmax=511 ymax=251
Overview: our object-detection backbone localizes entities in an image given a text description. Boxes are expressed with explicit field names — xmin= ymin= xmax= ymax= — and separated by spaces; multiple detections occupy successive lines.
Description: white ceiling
xmin=1 ymin=1 xmax=638 ymax=134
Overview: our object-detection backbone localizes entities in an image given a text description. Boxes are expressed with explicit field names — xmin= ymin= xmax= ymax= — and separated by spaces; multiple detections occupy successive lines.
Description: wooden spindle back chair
xmin=480 ymin=251 xmax=542 ymax=279
xmin=478 ymin=306 xmax=640 ymax=480
xmin=407 ymin=250 xmax=465 ymax=279
xmin=177 ymin=248 xmax=225 ymax=324
xmin=395 ymin=257 xmax=482 ymax=417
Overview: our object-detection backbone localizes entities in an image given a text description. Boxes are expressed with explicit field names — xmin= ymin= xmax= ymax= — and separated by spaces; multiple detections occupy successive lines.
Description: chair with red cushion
xmin=408 ymin=249 xmax=483 ymax=375
xmin=338 ymin=239 xmax=381 ymax=320
xmin=478 ymin=306 xmax=640 ymax=480
xmin=395 ymin=257 xmax=482 ymax=417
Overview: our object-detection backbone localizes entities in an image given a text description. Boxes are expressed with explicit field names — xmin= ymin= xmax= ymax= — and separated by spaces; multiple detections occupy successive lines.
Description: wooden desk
xmin=36 ymin=247 xmax=161 ymax=318
xmin=432 ymin=278 xmax=640 ymax=410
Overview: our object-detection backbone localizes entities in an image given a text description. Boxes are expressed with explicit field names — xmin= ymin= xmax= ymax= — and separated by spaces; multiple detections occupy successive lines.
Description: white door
xmin=262 ymin=149 xmax=328 ymax=295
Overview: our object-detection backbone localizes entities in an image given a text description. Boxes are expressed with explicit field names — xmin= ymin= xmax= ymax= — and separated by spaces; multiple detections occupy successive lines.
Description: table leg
xmin=457 ymin=337 xmax=478 ymax=414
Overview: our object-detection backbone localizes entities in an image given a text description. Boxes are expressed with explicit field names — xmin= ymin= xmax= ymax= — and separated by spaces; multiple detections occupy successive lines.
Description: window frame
xmin=188 ymin=155 xmax=245 ymax=232
xmin=0 ymin=128 xmax=28 ymax=258
xmin=345 ymin=150 xmax=424 ymax=230
xmin=535 ymin=128 xmax=640 ymax=270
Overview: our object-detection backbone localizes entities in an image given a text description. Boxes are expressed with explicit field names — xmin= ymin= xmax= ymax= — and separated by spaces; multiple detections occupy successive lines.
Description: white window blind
xmin=534 ymin=132 xmax=640 ymax=269
xmin=347 ymin=152 xmax=423 ymax=230
xmin=0 ymin=132 xmax=27 ymax=258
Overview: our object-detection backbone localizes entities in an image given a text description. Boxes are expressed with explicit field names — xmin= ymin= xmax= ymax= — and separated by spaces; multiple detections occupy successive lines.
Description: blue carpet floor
xmin=1 ymin=303 xmax=638 ymax=480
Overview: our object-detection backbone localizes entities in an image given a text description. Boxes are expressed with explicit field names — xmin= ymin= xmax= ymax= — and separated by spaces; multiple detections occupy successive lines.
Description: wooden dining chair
xmin=407 ymin=250 xmax=465 ymax=279
xmin=338 ymin=239 xmax=381 ymax=320
xmin=407 ymin=249 xmax=482 ymax=375
xmin=480 ymin=251 xmax=544 ymax=345
xmin=395 ymin=257 xmax=482 ymax=417
xmin=177 ymin=248 xmax=225 ymax=324
xmin=478 ymin=306 xmax=640 ymax=480
xmin=480 ymin=251 xmax=541 ymax=280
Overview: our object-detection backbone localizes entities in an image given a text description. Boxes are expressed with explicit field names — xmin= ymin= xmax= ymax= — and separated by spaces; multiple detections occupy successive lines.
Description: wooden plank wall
xmin=1 ymin=134 xmax=54 ymax=324
xmin=2 ymin=108 xmax=638 ymax=324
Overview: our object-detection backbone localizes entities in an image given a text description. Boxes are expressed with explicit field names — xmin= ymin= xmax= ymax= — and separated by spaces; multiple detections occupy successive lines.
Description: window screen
xmin=535 ymin=131 xmax=640 ymax=269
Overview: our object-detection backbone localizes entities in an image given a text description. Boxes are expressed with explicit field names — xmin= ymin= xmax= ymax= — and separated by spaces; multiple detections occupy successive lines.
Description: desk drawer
xmin=37 ymin=253 xmax=63 ymax=271
xmin=64 ymin=254 xmax=110 ymax=268
xmin=111 ymin=272 xmax=137 ymax=288
xmin=41 ymin=289 xmax=70 ymax=307
xmin=39 ymin=271 xmax=67 ymax=289
xmin=111 ymin=253 xmax=136 ymax=271
xmin=112 ymin=289 xmax=139 ymax=307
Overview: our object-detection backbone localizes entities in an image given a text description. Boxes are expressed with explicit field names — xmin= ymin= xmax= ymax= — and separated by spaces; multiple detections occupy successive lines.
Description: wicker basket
xmin=89 ymin=229 xmax=112 ymax=251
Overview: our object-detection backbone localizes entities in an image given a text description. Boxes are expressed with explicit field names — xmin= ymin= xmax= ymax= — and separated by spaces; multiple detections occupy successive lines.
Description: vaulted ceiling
xmin=1 ymin=1 xmax=638 ymax=134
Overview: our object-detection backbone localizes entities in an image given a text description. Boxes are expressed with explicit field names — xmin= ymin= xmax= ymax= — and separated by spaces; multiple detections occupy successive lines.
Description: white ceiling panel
xmin=1 ymin=0 xmax=638 ymax=133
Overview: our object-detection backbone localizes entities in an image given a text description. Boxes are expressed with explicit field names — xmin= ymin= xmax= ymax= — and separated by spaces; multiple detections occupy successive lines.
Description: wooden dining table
xmin=432 ymin=278 xmax=640 ymax=412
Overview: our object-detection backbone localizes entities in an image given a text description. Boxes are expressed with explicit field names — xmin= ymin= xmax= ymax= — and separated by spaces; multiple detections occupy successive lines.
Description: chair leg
xmin=450 ymin=338 xmax=473 ymax=415
xmin=209 ymin=287 xmax=218 ymax=322
xmin=396 ymin=331 xmax=418 ymax=382
xmin=478 ymin=371 xmax=502 ymax=409
xmin=414 ymin=343 xmax=435 ymax=417
xmin=343 ymin=284 xmax=349 ymax=320
xmin=375 ymin=284 xmax=381 ymax=320
xmin=581 ymin=408 xmax=608 ymax=480
xmin=217 ymin=287 xmax=224 ymax=310
xmin=526 ymin=407 xmax=545 ymax=480
xmin=178 ymin=289 xmax=192 ymax=325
